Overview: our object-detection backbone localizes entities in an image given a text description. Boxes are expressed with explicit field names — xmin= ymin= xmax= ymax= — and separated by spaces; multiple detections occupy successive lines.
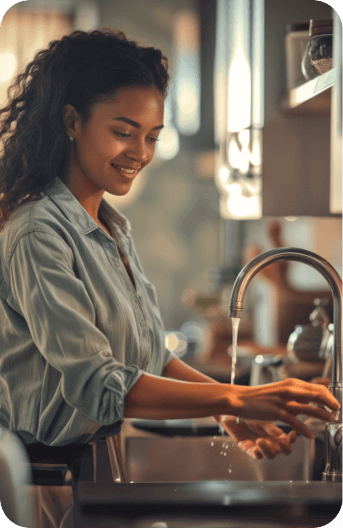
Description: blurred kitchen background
xmin=1 ymin=0 xmax=342 ymax=383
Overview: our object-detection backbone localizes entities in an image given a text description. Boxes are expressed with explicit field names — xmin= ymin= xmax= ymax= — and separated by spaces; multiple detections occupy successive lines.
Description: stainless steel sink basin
xmin=85 ymin=423 xmax=340 ymax=528
xmin=77 ymin=480 xmax=342 ymax=528
xmin=130 ymin=418 xmax=222 ymax=437
xmin=121 ymin=419 xmax=318 ymax=483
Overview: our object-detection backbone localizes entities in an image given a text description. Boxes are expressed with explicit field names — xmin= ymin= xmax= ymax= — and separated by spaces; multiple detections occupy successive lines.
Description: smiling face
xmin=62 ymin=85 xmax=164 ymax=212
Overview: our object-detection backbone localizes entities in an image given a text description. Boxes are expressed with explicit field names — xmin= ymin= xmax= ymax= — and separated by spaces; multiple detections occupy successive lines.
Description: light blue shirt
xmin=0 ymin=177 xmax=176 ymax=446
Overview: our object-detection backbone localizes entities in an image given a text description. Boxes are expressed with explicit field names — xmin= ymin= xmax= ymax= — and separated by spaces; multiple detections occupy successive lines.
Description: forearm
xmin=162 ymin=357 xmax=220 ymax=384
xmin=124 ymin=366 xmax=341 ymax=437
xmin=124 ymin=371 xmax=229 ymax=420
xmin=162 ymin=357 xmax=224 ymax=423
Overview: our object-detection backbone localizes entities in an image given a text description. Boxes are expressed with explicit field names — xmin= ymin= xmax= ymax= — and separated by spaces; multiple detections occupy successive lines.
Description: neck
xmin=63 ymin=169 xmax=105 ymax=223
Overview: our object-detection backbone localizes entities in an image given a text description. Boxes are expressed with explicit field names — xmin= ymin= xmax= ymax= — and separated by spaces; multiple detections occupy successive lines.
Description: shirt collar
xmin=44 ymin=177 xmax=132 ymax=236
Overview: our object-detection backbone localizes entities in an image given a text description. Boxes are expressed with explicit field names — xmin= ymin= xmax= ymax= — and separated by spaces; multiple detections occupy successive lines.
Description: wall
xmin=242 ymin=214 xmax=342 ymax=346
xmin=244 ymin=216 xmax=342 ymax=289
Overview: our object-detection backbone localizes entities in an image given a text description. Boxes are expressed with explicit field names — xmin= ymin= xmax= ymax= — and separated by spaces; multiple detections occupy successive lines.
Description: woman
xmin=0 ymin=28 xmax=339 ymax=527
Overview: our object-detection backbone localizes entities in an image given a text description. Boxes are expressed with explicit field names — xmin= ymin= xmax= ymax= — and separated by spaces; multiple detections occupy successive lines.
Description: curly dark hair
xmin=0 ymin=28 xmax=169 ymax=230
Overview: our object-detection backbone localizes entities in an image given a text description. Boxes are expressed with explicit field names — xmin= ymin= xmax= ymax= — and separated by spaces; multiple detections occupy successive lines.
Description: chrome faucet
xmin=229 ymin=247 xmax=342 ymax=482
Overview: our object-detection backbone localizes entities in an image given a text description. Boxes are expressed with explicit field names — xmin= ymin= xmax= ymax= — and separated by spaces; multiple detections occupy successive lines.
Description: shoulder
xmin=0 ymin=195 xmax=72 ymax=265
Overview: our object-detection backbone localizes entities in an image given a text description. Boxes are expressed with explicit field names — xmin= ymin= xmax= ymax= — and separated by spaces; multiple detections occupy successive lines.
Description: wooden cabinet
xmin=330 ymin=10 xmax=342 ymax=214
xmin=277 ymin=11 xmax=342 ymax=216
xmin=261 ymin=0 xmax=341 ymax=218
xmin=281 ymin=69 xmax=335 ymax=115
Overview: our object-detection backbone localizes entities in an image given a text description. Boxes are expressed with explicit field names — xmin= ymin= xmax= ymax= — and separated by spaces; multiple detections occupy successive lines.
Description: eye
xmin=113 ymin=131 xmax=160 ymax=143
xmin=113 ymin=131 xmax=130 ymax=139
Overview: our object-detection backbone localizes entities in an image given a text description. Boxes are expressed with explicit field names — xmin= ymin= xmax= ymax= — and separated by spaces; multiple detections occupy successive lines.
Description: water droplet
xmin=223 ymin=494 xmax=230 ymax=505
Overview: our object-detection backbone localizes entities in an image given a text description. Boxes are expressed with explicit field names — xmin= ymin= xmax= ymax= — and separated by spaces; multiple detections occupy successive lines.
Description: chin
xmin=107 ymin=186 xmax=132 ymax=197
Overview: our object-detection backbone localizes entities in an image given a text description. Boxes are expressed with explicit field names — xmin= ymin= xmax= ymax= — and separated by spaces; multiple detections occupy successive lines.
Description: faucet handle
xmin=322 ymin=421 xmax=342 ymax=482
xmin=334 ymin=425 xmax=342 ymax=448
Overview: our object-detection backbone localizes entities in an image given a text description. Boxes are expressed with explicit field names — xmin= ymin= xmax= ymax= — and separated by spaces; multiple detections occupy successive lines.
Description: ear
xmin=62 ymin=104 xmax=78 ymax=135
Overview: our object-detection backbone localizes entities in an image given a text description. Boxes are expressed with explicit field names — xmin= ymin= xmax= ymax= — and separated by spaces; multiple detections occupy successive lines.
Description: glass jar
xmin=285 ymin=22 xmax=313 ymax=89
xmin=301 ymin=19 xmax=333 ymax=80
xmin=301 ymin=45 xmax=320 ymax=81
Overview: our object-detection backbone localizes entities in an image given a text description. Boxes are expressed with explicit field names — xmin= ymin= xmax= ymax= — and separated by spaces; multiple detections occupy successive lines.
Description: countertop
xmin=74 ymin=480 xmax=342 ymax=527
xmin=73 ymin=418 xmax=341 ymax=527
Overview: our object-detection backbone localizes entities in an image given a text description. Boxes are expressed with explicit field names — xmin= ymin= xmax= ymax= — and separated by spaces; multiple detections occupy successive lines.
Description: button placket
xmin=136 ymin=295 xmax=152 ymax=368
xmin=107 ymin=237 xmax=152 ymax=368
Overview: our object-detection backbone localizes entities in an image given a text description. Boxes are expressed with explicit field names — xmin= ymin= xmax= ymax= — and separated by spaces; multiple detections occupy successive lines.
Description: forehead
xmin=96 ymin=86 xmax=164 ymax=120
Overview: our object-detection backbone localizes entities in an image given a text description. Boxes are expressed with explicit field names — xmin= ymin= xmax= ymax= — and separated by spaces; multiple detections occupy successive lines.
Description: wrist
xmin=214 ymin=386 xmax=236 ymax=423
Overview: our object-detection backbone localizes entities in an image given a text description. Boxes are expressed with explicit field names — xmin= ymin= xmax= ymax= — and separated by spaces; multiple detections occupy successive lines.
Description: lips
xmin=111 ymin=164 xmax=138 ymax=181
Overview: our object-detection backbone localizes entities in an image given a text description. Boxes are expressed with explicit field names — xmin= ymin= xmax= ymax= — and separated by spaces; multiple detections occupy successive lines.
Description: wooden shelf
xmin=281 ymin=68 xmax=336 ymax=115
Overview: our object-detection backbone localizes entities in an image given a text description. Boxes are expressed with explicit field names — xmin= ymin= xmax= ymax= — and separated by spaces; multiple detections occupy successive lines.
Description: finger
xmin=247 ymin=446 xmax=263 ymax=460
xmin=295 ymin=382 xmax=340 ymax=411
xmin=276 ymin=408 xmax=315 ymax=439
xmin=256 ymin=438 xmax=281 ymax=459
xmin=264 ymin=379 xmax=340 ymax=412
xmin=276 ymin=433 xmax=294 ymax=455
xmin=237 ymin=439 xmax=262 ymax=460
xmin=288 ymin=430 xmax=297 ymax=443
xmin=287 ymin=402 xmax=338 ymax=422
xmin=237 ymin=439 xmax=256 ymax=452
xmin=262 ymin=422 xmax=284 ymax=436
xmin=268 ymin=431 xmax=296 ymax=455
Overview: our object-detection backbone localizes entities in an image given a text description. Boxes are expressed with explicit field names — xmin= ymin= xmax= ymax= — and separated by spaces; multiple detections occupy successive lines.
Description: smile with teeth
xmin=112 ymin=164 xmax=136 ymax=174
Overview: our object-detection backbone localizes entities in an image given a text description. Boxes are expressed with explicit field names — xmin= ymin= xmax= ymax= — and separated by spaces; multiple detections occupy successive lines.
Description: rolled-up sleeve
xmin=162 ymin=347 xmax=178 ymax=371
xmin=9 ymin=230 xmax=143 ymax=426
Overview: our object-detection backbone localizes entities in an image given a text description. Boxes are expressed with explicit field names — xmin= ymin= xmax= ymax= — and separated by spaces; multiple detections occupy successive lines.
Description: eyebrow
xmin=112 ymin=116 xmax=164 ymax=131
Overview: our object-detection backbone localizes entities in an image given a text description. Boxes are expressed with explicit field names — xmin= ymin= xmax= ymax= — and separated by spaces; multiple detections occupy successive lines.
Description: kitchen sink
xmin=81 ymin=419 xmax=340 ymax=528
xmin=120 ymin=418 xmax=320 ymax=483
xmin=130 ymin=418 xmax=222 ymax=436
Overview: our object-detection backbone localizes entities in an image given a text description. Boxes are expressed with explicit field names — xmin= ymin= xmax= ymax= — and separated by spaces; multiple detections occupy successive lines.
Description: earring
xmin=69 ymin=136 xmax=74 ymax=141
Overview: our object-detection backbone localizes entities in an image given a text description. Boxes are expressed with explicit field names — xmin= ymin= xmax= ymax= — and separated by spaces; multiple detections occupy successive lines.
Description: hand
xmin=218 ymin=415 xmax=297 ymax=460
xmin=226 ymin=378 xmax=340 ymax=439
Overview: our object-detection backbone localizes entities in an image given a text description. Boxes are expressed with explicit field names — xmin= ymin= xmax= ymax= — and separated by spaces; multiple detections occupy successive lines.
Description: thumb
xmin=288 ymin=430 xmax=297 ymax=443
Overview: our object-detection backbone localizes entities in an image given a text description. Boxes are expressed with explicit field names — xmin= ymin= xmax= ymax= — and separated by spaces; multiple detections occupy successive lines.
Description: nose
xmin=125 ymin=139 xmax=150 ymax=165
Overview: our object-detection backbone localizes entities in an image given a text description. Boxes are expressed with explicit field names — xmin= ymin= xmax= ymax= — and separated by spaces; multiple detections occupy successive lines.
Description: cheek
xmin=87 ymin=125 xmax=114 ymax=153
xmin=149 ymin=147 xmax=158 ymax=163
xmin=90 ymin=132 xmax=121 ymax=161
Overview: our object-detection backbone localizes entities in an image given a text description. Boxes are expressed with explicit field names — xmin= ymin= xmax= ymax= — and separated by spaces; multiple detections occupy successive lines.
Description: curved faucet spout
xmin=229 ymin=247 xmax=342 ymax=385
xmin=229 ymin=247 xmax=342 ymax=482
